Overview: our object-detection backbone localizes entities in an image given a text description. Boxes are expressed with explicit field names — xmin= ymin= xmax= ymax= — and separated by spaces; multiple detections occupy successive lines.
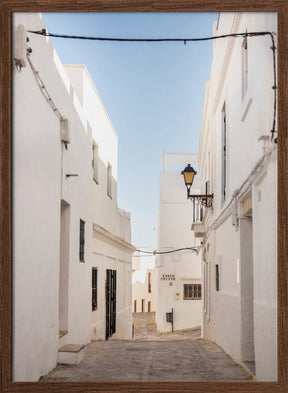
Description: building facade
xmin=13 ymin=13 xmax=134 ymax=382
xmin=155 ymin=152 xmax=202 ymax=333
xmin=132 ymin=253 xmax=156 ymax=313
xmin=197 ymin=12 xmax=277 ymax=381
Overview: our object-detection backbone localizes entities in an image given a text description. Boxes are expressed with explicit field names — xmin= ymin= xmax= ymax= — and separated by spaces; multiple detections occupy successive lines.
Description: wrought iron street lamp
xmin=181 ymin=164 xmax=214 ymax=208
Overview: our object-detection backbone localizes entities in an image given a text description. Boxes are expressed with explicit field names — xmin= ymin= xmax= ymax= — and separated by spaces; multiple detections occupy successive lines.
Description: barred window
xmin=92 ymin=268 xmax=98 ymax=311
xmin=79 ymin=219 xmax=85 ymax=262
xmin=183 ymin=284 xmax=202 ymax=300
xmin=148 ymin=272 xmax=152 ymax=293
xmin=216 ymin=264 xmax=220 ymax=292
xmin=221 ymin=103 xmax=227 ymax=204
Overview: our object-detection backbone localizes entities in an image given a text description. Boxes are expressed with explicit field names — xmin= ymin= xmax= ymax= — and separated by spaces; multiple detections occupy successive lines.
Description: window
xmin=216 ymin=264 xmax=220 ymax=291
xmin=242 ymin=35 xmax=248 ymax=98
xmin=79 ymin=219 xmax=85 ymax=262
xmin=141 ymin=299 xmax=145 ymax=312
xmin=148 ymin=301 xmax=151 ymax=312
xmin=134 ymin=300 xmax=137 ymax=313
xmin=148 ymin=272 xmax=152 ymax=293
xmin=92 ymin=268 xmax=98 ymax=310
xmin=183 ymin=284 xmax=202 ymax=300
xmin=205 ymin=180 xmax=211 ymax=195
xmin=203 ymin=263 xmax=207 ymax=311
xmin=92 ymin=142 xmax=99 ymax=182
xmin=221 ymin=104 xmax=227 ymax=204
xmin=107 ymin=163 xmax=112 ymax=198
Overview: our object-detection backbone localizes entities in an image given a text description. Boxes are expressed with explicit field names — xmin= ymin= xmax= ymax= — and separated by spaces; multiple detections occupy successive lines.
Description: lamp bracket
xmin=187 ymin=193 xmax=214 ymax=208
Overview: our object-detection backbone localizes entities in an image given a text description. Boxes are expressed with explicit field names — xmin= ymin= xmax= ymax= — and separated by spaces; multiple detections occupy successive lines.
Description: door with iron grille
xmin=105 ymin=269 xmax=117 ymax=339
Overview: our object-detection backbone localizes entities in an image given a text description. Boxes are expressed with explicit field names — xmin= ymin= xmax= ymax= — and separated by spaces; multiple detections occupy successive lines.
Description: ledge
xmin=93 ymin=223 xmax=136 ymax=252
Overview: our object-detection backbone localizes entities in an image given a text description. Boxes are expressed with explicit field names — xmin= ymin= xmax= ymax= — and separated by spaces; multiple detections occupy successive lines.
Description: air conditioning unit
xmin=60 ymin=118 xmax=70 ymax=144
xmin=14 ymin=24 xmax=27 ymax=68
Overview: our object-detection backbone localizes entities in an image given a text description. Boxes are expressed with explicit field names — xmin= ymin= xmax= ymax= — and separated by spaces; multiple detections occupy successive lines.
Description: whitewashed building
xmin=132 ymin=253 xmax=156 ymax=313
xmin=197 ymin=12 xmax=277 ymax=381
xmin=155 ymin=152 xmax=202 ymax=333
xmin=13 ymin=13 xmax=135 ymax=382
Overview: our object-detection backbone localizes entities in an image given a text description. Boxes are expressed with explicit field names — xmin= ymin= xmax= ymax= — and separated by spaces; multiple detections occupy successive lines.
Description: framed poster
xmin=1 ymin=1 xmax=287 ymax=392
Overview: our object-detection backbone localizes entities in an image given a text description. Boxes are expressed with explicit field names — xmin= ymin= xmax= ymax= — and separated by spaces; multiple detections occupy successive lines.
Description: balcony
xmin=191 ymin=199 xmax=205 ymax=238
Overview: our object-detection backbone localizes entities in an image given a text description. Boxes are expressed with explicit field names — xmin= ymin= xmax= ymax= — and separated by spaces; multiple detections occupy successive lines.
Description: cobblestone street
xmin=43 ymin=313 xmax=251 ymax=382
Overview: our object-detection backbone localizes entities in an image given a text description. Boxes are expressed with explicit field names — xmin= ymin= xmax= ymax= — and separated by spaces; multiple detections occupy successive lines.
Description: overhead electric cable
xmin=27 ymin=29 xmax=277 ymax=142
xmin=28 ymin=29 xmax=272 ymax=42
xmin=135 ymin=247 xmax=200 ymax=255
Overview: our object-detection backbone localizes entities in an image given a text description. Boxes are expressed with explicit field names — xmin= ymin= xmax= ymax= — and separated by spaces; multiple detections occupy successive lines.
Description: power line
xmin=27 ymin=29 xmax=277 ymax=142
xmin=28 ymin=29 xmax=272 ymax=43
xmin=135 ymin=247 xmax=200 ymax=255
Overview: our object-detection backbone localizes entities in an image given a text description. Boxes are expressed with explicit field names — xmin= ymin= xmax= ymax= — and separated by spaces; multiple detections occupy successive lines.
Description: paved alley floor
xmin=43 ymin=337 xmax=251 ymax=382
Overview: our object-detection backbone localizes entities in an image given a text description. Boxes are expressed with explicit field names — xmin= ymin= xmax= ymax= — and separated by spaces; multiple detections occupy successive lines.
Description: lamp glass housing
xmin=181 ymin=164 xmax=197 ymax=187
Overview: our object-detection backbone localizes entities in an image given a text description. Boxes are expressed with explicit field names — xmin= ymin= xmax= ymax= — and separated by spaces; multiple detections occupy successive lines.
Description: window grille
xmin=216 ymin=264 xmax=220 ymax=291
xmin=192 ymin=199 xmax=204 ymax=223
xmin=221 ymin=104 xmax=227 ymax=204
xmin=79 ymin=219 xmax=85 ymax=262
xmin=148 ymin=272 xmax=152 ymax=293
xmin=92 ymin=268 xmax=98 ymax=310
xmin=183 ymin=284 xmax=202 ymax=300
xmin=205 ymin=180 xmax=211 ymax=195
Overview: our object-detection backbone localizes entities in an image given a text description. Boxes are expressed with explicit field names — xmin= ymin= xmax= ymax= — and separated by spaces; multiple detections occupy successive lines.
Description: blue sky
xmin=43 ymin=12 xmax=218 ymax=250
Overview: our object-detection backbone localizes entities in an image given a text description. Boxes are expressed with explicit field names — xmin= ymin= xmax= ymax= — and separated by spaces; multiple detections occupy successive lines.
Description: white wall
xmin=199 ymin=12 xmax=277 ymax=381
xmin=90 ymin=232 xmax=133 ymax=341
xmin=156 ymin=153 xmax=202 ymax=332
xmin=252 ymin=150 xmax=277 ymax=380
xmin=132 ymin=263 xmax=156 ymax=313
xmin=13 ymin=13 xmax=133 ymax=381
xmin=13 ymin=12 xmax=68 ymax=381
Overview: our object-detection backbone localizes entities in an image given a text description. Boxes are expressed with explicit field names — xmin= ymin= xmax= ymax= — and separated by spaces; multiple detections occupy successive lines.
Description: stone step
xmin=58 ymin=344 xmax=85 ymax=365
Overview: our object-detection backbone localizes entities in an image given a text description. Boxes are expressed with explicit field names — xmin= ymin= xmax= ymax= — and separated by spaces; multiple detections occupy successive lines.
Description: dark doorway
xmin=59 ymin=200 xmax=70 ymax=337
xmin=106 ymin=269 xmax=117 ymax=339
xmin=239 ymin=195 xmax=255 ymax=371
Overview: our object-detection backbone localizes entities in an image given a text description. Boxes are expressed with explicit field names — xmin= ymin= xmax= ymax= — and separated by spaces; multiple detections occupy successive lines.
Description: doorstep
xmin=58 ymin=344 xmax=85 ymax=365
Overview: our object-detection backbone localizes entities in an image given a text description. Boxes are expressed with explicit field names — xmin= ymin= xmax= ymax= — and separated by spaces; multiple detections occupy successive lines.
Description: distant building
xmin=155 ymin=152 xmax=202 ymax=333
xmin=132 ymin=253 xmax=156 ymax=313
xmin=13 ymin=13 xmax=135 ymax=382
xmin=197 ymin=12 xmax=277 ymax=381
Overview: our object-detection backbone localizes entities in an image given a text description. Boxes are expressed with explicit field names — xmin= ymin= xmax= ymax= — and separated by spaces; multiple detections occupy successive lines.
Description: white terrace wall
xmin=199 ymin=12 xmax=277 ymax=381
xmin=132 ymin=264 xmax=156 ymax=313
xmin=156 ymin=153 xmax=202 ymax=333
xmin=13 ymin=13 xmax=63 ymax=382
xmin=13 ymin=13 xmax=133 ymax=381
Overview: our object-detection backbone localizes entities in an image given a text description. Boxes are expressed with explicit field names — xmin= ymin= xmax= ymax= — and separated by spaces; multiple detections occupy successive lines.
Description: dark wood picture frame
xmin=1 ymin=1 xmax=287 ymax=392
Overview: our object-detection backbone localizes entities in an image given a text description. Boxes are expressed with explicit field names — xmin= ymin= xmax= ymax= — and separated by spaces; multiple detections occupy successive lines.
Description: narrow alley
xmin=43 ymin=313 xmax=251 ymax=382
xmin=10 ymin=11 xmax=278 ymax=385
